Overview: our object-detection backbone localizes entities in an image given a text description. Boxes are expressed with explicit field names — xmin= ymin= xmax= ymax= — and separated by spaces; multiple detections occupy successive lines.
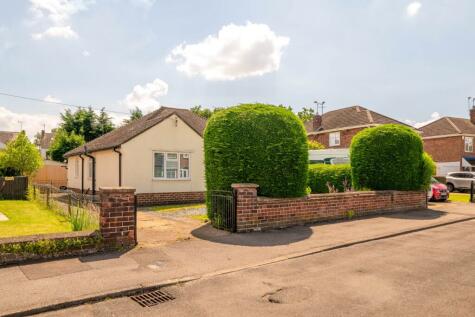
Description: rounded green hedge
xmin=308 ymin=164 xmax=352 ymax=193
xmin=350 ymin=124 xmax=433 ymax=191
xmin=204 ymin=104 xmax=309 ymax=199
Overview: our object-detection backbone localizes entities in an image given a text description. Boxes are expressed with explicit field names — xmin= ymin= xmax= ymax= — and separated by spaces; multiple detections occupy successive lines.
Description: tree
xmin=190 ymin=105 xmax=224 ymax=119
xmin=297 ymin=107 xmax=316 ymax=122
xmin=60 ymin=107 xmax=114 ymax=142
xmin=123 ymin=107 xmax=143 ymax=124
xmin=0 ymin=131 xmax=43 ymax=176
xmin=47 ymin=129 xmax=85 ymax=162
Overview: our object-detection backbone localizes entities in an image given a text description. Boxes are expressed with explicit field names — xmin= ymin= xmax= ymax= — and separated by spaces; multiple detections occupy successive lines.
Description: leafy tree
xmin=60 ymin=107 xmax=114 ymax=142
xmin=0 ymin=131 xmax=43 ymax=176
xmin=123 ymin=107 xmax=143 ymax=124
xmin=47 ymin=129 xmax=85 ymax=162
xmin=190 ymin=105 xmax=224 ymax=119
xmin=297 ymin=107 xmax=316 ymax=122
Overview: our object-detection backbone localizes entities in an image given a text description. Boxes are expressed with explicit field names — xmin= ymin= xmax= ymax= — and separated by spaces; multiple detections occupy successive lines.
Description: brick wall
xmin=99 ymin=187 xmax=136 ymax=248
xmin=232 ymin=184 xmax=427 ymax=232
xmin=308 ymin=127 xmax=366 ymax=148
xmin=423 ymin=136 xmax=464 ymax=163
xmin=136 ymin=191 xmax=205 ymax=206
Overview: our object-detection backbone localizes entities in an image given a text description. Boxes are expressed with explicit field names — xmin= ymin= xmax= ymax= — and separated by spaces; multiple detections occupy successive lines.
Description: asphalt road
xmin=40 ymin=218 xmax=475 ymax=317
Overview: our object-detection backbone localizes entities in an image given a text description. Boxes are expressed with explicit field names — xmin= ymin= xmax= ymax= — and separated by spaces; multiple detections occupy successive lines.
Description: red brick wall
xmin=423 ymin=136 xmax=464 ymax=163
xmin=308 ymin=127 xmax=366 ymax=148
xmin=232 ymin=184 xmax=427 ymax=232
xmin=99 ymin=187 xmax=136 ymax=247
xmin=136 ymin=191 xmax=205 ymax=206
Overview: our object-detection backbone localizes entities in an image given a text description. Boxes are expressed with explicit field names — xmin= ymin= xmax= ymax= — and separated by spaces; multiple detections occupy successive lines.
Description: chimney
xmin=312 ymin=114 xmax=322 ymax=131
xmin=470 ymin=107 xmax=475 ymax=125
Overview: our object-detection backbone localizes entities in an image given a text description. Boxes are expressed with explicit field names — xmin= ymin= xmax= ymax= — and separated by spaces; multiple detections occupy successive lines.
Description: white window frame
xmin=153 ymin=151 xmax=191 ymax=180
xmin=465 ymin=136 xmax=474 ymax=152
xmin=329 ymin=132 xmax=341 ymax=147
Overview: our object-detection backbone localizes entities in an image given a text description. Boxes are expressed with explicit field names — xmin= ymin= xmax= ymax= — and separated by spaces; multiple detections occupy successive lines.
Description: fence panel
xmin=0 ymin=176 xmax=28 ymax=200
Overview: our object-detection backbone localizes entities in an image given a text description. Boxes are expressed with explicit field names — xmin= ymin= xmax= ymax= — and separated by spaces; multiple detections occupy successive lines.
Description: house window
xmin=329 ymin=132 xmax=341 ymax=147
xmin=154 ymin=152 xmax=191 ymax=179
xmin=74 ymin=158 xmax=79 ymax=178
xmin=465 ymin=137 xmax=473 ymax=152
xmin=88 ymin=159 xmax=93 ymax=179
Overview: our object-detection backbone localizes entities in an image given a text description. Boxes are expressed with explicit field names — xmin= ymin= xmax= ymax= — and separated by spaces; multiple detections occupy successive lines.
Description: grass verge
xmin=448 ymin=193 xmax=470 ymax=203
xmin=152 ymin=203 xmax=205 ymax=213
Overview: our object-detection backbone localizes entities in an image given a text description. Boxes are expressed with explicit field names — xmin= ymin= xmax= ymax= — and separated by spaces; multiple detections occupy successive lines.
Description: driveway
xmin=41 ymin=217 xmax=475 ymax=316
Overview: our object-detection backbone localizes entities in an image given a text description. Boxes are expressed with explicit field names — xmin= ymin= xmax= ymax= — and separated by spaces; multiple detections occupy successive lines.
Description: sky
xmin=0 ymin=0 xmax=475 ymax=137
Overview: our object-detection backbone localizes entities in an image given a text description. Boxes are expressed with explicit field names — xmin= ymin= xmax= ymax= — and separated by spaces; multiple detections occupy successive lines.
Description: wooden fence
xmin=0 ymin=176 xmax=28 ymax=200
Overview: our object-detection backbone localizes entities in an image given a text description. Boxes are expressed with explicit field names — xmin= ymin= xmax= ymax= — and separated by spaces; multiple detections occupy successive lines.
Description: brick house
xmin=305 ymin=105 xmax=409 ymax=148
xmin=420 ymin=108 xmax=475 ymax=176
xmin=64 ymin=107 xmax=207 ymax=206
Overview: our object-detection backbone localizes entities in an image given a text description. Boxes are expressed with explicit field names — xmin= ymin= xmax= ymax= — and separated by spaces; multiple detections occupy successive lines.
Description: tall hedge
xmin=204 ymin=104 xmax=309 ymax=200
xmin=308 ymin=164 xmax=352 ymax=193
xmin=350 ymin=124 xmax=434 ymax=191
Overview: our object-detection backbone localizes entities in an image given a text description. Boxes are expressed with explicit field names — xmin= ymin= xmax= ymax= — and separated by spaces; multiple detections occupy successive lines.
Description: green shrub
xmin=308 ymin=164 xmax=352 ymax=193
xmin=308 ymin=140 xmax=325 ymax=150
xmin=204 ymin=104 xmax=309 ymax=207
xmin=350 ymin=124 xmax=429 ymax=191
xmin=421 ymin=152 xmax=436 ymax=190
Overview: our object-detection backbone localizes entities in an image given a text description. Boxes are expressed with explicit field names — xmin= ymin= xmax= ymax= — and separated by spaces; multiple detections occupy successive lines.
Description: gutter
xmin=113 ymin=146 xmax=122 ymax=187
xmin=83 ymin=146 xmax=96 ymax=196
xmin=78 ymin=154 xmax=84 ymax=194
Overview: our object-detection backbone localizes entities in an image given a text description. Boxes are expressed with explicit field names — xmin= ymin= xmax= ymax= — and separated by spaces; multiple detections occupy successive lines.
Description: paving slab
xmin=1 ymin=203 xmax=475 ymax=316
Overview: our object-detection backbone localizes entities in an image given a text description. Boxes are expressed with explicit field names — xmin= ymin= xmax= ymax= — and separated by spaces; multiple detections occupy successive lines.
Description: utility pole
xmin=18 ymin=120 xmax=23 ymax=131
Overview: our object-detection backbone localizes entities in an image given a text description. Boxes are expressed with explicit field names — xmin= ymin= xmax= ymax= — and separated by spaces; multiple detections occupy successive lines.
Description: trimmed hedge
xmin=204 ymin=104 xmax=309 ymax=202
xmin=421 ymin=152 xmax=436 ymax=190
xmin=350 ymin=124 xmax=433 ymax=191
xmin=308 ymin=164 xmax=352 ymax=193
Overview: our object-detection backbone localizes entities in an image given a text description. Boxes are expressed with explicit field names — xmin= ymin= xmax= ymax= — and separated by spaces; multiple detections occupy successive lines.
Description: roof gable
xmin=420 ymin=117 xmax=475 ymax=137
xmin=64 ymin=107 xmax=206 ymax=157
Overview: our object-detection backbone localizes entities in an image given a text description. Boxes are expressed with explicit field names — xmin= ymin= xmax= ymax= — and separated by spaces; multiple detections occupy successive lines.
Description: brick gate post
xmin=99 ymin=187 xmax=136 ymax=248
xmin=231 ymin=183 xmax=259 ymax=232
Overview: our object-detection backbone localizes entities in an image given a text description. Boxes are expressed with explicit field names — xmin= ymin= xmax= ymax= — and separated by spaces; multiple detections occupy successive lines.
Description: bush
xmin=308 ymin=164 xmax=352 ymax=193
xmin=421 ymin=152 xmax=436 ymax=190
xmin=308 ymin=140 xmax=325 ymax=150
xmin=350 ymin=124 xmax=429 ymax=191
xmin=204 ymin=104 xmax=309 ymax=203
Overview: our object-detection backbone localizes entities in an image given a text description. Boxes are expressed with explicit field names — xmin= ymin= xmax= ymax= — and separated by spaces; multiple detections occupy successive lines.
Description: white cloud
xmin=82 ymin=50 xmax=90 ymax=57
xmin=32 ymin=25 xmax=78 ymax=40
xmin=121 ymin=78 xmax=168 ymax=113
xmin=130 ymin=0 xmax=156 ymax=9
xmin=43 ymin=95 xmax=62 ymax=103
xmin=0 ymin=106 xmax=60 ymax=139
xmin=29 ymin=0 xmax=93 ymax=40
xmin=405 ymin=112 xmax=440 ymax=128
xmin=166 ymin=22 xmax=290 ymax=80
xmin=407 ymin=2 xmax=422 ymax=17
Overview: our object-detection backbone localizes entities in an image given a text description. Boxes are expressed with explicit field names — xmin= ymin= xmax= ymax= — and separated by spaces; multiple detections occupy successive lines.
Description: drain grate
xmin=130 ymin=289 xmax=175 ymax=307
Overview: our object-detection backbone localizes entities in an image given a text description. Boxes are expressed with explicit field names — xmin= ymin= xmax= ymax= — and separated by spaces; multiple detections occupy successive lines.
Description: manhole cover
xmin=130 ymin=289 xmax=175 ymax=307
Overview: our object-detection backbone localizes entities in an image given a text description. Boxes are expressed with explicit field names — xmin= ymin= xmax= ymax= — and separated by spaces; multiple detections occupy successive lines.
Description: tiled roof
xmin=0 ymin=131 xmax=19 ymax=145
xmin=419 ymin=117 xmax=475 ymax=137
xmin=305 ymin=105 xmax=408 ymax=133
xmin=64 ymin=107 xmax=206 ymax=157
xmin=39 ymin=132 xmax=54 ymax=149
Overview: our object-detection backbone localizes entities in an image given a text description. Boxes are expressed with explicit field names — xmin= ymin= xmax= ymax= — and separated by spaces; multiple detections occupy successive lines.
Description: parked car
xmin=428 ymin=177 xmax=449 ymax=202
xmin=445 ymin=172 xmax=475 ymax=192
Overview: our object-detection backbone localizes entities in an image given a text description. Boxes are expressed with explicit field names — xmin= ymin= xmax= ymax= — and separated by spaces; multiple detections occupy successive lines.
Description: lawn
xmin=0 ymin=200 xmax=72 ymax=238
xmin=151 ymin=203 xmax=206 ymax=213
xmin=448 ymin=193 xmax=470 ymax=203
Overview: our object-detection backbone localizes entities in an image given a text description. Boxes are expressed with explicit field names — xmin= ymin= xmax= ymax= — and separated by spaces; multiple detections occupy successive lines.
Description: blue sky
xmin=0 ymin=0 xmax=474 ymax=136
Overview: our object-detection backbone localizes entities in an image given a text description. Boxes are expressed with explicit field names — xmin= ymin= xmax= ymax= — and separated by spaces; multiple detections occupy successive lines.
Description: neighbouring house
xmin=0 ymin=131 xmax=19 ymax=150
xmin=305 ymin=105 xmax=410 ymax=149
xmin=420 ymin=107 xmax=475 ymax=176
xmin=63 ymin=106 xmax=207 ymax=206
xmin=35 ymin=129 xmax=55 ymax=159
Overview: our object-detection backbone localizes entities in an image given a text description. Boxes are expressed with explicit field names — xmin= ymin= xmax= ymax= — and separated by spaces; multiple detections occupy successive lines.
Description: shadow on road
xmin=382 ymin=209 xmax=447 ymax=220
xmin=191 ymin=223 xmax=313 ymax=247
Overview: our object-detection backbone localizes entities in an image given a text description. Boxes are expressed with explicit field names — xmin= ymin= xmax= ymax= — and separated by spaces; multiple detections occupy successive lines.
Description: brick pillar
xmin=99 ymin=187 xmax=136 ymax=248
xmin=231 ymin=183 xmax=259 ymax=232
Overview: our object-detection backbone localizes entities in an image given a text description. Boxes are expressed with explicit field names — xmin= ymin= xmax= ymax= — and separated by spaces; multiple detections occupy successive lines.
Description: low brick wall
xmin=136 ymin=191 xmax=205 ymax=206
xmin=232 ymin=184 xmax=427 ymax=232
xmin=0 ymin=231 xmax=102 ymax=266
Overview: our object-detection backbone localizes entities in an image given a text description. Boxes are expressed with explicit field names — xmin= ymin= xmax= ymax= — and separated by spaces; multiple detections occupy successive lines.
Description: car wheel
xmin=446 ymin=183 xmax=454 ymax=192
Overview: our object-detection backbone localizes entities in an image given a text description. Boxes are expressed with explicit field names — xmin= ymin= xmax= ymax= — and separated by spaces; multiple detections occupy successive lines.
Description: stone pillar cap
xmin=231 ymin=183 xmax=259 ymax=189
